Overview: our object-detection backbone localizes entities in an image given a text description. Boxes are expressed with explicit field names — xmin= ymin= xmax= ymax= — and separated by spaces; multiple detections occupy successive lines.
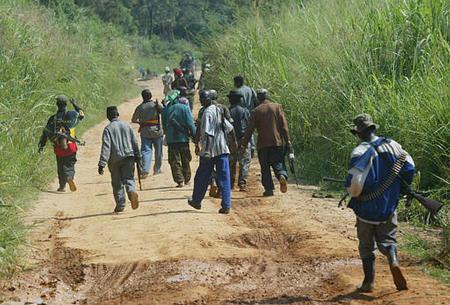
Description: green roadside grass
xmin=0 ymin=0 xmax=136 ymax=276
xmin=206 ymin=0 xmax=449 ymax=283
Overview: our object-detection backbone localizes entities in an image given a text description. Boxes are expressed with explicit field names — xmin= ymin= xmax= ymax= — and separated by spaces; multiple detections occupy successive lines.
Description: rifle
xmin=322 ymin=177 xmax=443 ymax=215
xmin=136 ymin=158 xmax=143 ymax=191
xmin=55 ymin=131 xmax=85 ymax=146
xmin=287 ymin=147 xmax=299 ymax=186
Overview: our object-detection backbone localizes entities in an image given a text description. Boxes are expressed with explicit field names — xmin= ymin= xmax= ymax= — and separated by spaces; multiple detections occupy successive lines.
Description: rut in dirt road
xmin=1 ymin=77 xmax=448 ymax=305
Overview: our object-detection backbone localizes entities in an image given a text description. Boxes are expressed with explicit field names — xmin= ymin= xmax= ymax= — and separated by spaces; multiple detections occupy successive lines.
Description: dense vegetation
xmin=0 ymin=0 xmax=134 ymax=274
xmin=207 ymin=0 xmax=449 ymax=211
xmin=207 ymin=0 xmax=449 ymax=276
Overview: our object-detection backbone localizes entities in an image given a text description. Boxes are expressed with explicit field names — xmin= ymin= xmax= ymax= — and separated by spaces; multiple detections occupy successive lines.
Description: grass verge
xmin=0 ymin=0 xmax=135 ymax=276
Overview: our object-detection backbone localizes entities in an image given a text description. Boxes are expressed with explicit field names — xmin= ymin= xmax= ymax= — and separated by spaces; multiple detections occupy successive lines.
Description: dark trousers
xmin=56 ymin=154 xmax=77 ymax=188
xmin=168 ymin=143 xmax=192 ymax=184
xmin=108 ymin=157 xmax=136 ymax=209
xmin=357 ymin=212 xmax=398 ymax=259
xmin=257 ymin=146 xmax=288 ymax=192
xmin=192 ymin=154 xmax=231 ymax=209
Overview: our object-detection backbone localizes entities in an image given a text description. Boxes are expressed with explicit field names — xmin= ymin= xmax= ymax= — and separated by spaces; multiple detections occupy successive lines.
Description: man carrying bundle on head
xmin=98 ymin=106 xmax=141 ymax=213
xmin=132 ymin=89 xmax=164 ymax=178
xmin=38 ymin=95 xmax=84 ymax=192
xmin=240 ymin=89 xmax=291 ymax=197
xmin=345 ymin=114 xmax=415 ymax=293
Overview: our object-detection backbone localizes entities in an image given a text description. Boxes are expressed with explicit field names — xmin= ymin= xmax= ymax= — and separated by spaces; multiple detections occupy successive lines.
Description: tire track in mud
xmin=65 ymin=174 xmax=362 ymax=305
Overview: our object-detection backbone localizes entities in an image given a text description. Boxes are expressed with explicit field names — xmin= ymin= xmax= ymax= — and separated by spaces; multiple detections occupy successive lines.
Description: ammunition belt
xmin=358 ymin=152 xmax=407 ymax=202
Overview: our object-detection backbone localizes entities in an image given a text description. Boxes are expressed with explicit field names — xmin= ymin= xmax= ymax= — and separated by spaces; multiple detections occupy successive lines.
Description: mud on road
xmin=1 ymin=78 xmax=449 ymax=305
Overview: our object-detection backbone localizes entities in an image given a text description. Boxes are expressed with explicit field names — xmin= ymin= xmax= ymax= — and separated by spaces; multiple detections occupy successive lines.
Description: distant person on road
xmin=162 ymin=89 xmax=196 ymax=188
xmin=227 ymin=90 xmax=251 ymax=191
xmin=162 ymin=67 xmax=173 ymax=96
xmin=183 ymin=68 xmax=196 ymax=110
xmin=188 ymin=90 xmax=233 ymax=214
xmin=241 ymin=89 xmax=290 ymax=197
xmin=131 ymin=89 xmax=164 ymax=178
xmin=345 ymin=114 xmax=415 ymax=293
xmin=198 ymin=63 xmax=211 ymax=91
xmin=98 ymin=106 xmax=141 ymax=213
xmin=171 ymin=68 xmax=188 ymax=90
xmin=233 ymin=75 xmax=257 ymax=112
xmin=234 ymin=75 xmax=257 ymax=157
xmin=180 ymin=53 xmax=195 ymax=72
xmin=38 ymin=95 xmax=84 ymax=192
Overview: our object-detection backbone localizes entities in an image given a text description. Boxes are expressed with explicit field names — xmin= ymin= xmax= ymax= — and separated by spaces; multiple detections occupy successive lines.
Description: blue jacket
xmin=162 ymin=98 xmax=196 ymax=144
xmin=345 ymin=137 xmax=415 ymax=222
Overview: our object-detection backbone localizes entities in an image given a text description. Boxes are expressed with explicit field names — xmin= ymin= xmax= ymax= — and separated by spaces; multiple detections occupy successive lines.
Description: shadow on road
xmin=126 ymin=209 xmax=206 ymax=219
xmin=141 ymin=196 xmax=189 ymax=203
xmin=54 ymin=212 xmax=115 ymax=221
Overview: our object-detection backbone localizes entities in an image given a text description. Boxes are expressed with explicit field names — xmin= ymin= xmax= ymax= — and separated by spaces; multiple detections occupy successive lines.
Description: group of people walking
xmin=120 ymin=71 xmax=293 ymax=214
xmin=38 ymin=64 xmax=416 ymax=293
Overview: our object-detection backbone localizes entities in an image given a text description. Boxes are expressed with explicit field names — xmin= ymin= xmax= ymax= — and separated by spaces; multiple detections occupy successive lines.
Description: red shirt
xmin=54 ymin=141 xmax=77 ymax=157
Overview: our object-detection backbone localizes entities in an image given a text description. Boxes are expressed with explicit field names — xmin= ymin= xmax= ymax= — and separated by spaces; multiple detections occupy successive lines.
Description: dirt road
xmin=1 ymin=78 xmax=449 ymax=305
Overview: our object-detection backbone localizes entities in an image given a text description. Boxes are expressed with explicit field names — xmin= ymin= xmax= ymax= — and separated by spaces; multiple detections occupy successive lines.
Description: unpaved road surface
xmin=1 ymin=78 xmax=449 ymax=305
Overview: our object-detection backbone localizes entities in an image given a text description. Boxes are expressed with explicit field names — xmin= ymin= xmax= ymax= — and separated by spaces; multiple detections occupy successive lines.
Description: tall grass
xmin=0 ymin=0 xmax=134 ymax=275
xmin=206 ymin=0 xmax=449 ymax=211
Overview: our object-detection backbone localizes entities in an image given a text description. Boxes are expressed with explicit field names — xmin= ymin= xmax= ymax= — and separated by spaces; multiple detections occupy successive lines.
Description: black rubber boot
xmin=386 ymin=245 xmax=408 ymax=291
xmin=358 ymin=256 xmax=375 ymax=292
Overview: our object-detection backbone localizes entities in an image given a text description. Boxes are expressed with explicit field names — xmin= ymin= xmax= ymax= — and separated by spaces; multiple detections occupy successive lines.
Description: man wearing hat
xmin=162 ymin=67 xmax=173 ymax=96
xmin=38 ymin=95 xmax=84 ymax=192
xmin=241 ymin=89 xmax=291 ymax=196
xmin=98 ymin=106 xmax=141 ymax=213
xmin=345 ymin=114 xmax=415 ymax=292
xmin=228 ymin=90 xmax=251 ymax=191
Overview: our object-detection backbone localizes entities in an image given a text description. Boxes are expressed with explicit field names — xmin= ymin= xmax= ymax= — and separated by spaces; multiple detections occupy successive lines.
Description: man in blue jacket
xmin=345 ymin=114 xmax=415 ymax=293
xmin=162 ymin=91 xmax=196 ymax=187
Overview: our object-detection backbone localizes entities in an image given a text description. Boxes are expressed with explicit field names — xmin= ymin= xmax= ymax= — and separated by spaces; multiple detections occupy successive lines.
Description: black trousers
xmin=257 ymin=146 xmax=288 ymax=192
xmin=56 ymin=154 xmax=77 ymax=188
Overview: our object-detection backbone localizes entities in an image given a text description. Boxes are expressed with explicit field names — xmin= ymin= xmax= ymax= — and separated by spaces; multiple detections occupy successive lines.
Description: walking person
xmin=240 ymin=89 xmax=291 ymax=196
xmin=162 ymin=90 xmax=196 ymax=187
xmin=162 ymin=67 xmax=173 ymax=96
xmin=188 ymin=90 xmax=233 ymax=214
xmin=345 ymin=114 xmax=415 ymax=292
xmin=171 ymin=68 xmax=188 ymax=90
xmin=131 ymin=89 xmax=164 ymax=178
xmin=227 ymin=90 xmax=251 ymax=191
xmin=98 ymin=106 xmax=141 ymax=213
xmin=234 ymin=75 xmax=257 ymax=156
xmin=38 ymin=95 xmax=84 ymax=192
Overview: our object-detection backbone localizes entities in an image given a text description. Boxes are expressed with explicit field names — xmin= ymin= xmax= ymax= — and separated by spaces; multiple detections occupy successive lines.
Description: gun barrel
xmin=411 ymin=192 xmax=443 ymax=215
xmin=323 ymin=177 xmax=345 ymax=184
